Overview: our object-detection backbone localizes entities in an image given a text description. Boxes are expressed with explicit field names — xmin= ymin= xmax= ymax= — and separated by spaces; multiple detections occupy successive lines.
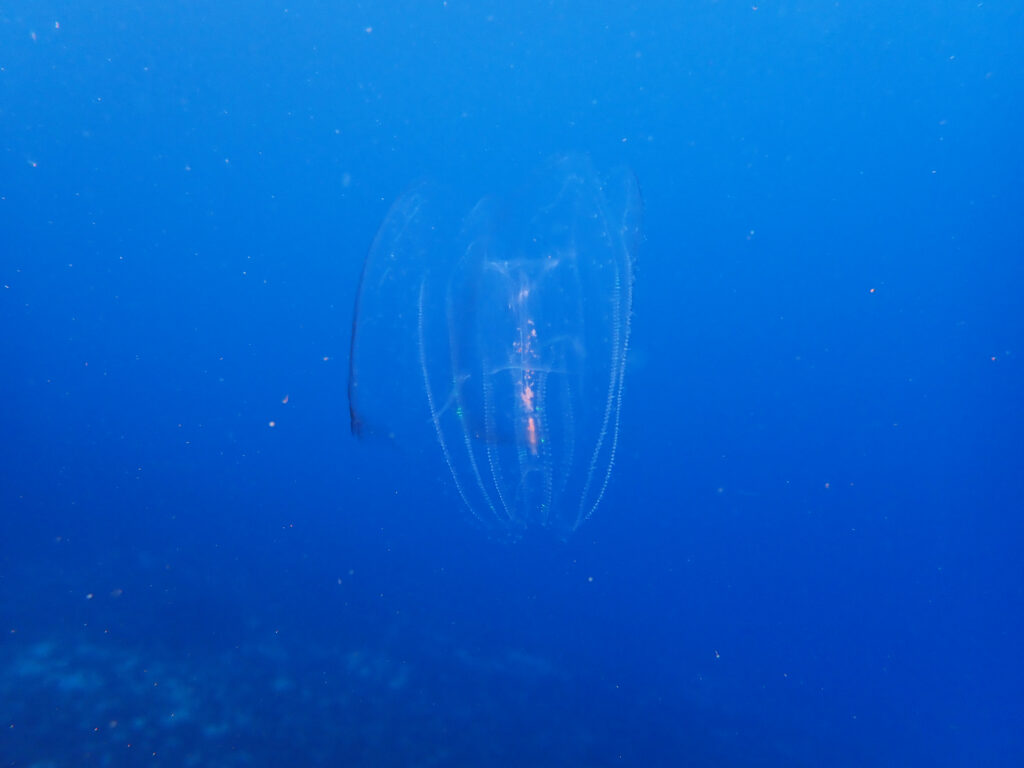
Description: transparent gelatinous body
xmin=349 ymin=155 xmax=640 ymax=537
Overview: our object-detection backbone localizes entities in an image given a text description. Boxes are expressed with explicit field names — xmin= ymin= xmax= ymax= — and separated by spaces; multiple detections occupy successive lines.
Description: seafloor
xmin=1 ymin=624 xmax=813 ymax=767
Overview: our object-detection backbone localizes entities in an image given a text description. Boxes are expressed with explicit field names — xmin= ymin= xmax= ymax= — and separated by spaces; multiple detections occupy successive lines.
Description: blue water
xmin=2 ymin=2 xmax=1021 ymax=766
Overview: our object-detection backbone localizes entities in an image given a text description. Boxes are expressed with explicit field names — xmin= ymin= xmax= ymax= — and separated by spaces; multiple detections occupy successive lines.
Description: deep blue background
xmin=2 ymin=2 xmax=1021 ymax=765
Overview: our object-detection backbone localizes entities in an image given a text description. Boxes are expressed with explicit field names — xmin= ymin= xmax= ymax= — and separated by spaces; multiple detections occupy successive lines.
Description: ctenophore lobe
xmin=349 ymin=155 xmax=640 ymax=537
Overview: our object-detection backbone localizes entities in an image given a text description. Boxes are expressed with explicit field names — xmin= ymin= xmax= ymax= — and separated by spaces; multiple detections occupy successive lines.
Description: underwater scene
xmin=1 ymin=2 xmax=1021 ymax=766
